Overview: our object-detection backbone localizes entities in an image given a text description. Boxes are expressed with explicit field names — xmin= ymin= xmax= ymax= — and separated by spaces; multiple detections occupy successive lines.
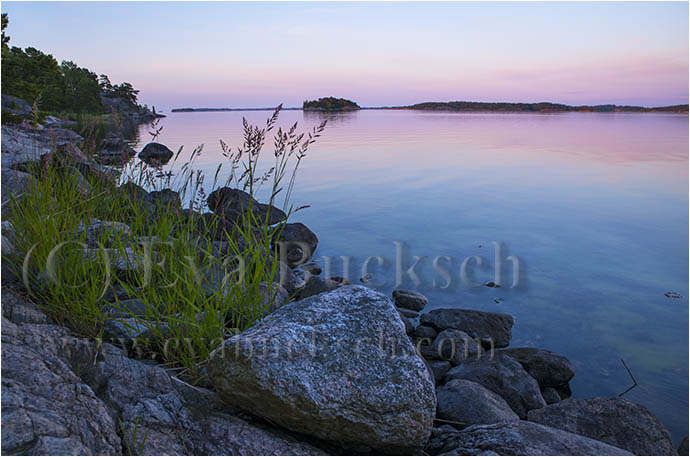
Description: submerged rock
xmin=420 ymin=308 xmax=514 ymax=348
xmin=425 ymin=421 xmax=631 ymax=456
xmin=526 ymin=397 xmax=676 ymax=455
xmin=207 ymin=285 xmax=436 ymax=452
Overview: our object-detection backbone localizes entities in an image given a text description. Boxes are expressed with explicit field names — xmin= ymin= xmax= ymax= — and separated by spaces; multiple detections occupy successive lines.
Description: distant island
xmin=402 ymin=101 xmax=689 ymax=113
xmin=303 ymin=97 xmax=360 ymax=111
xmin=171 ymin=99 xmax=688 ymax=113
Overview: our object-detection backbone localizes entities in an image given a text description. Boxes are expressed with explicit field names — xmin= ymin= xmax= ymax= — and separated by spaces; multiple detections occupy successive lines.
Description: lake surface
xmin=135 ymin=109 xmax=688 ymax=442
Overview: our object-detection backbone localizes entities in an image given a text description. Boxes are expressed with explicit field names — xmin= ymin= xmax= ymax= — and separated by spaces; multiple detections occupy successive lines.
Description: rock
xmin=81 ymin=247 xmax=146 ymax=274
xmin=1 ymin=221 xmax=17 ymax=256
xmin=425 ymin=421 xmax=631 ymax=456
xmin=301 ymin=262 xmax=322 ymax=275
xmin=679 ymin=436 xmax=689 ymax=456
xmin=119 ymin=181 xmax=149 ymax=204
xmin=62 ymin=165 xmax=89 ymax=195
xmin=444 ymin=352 xmax=546 ymax=418
xmin=1 ymin=317 xmax=121 ymax=455
xmin=500 ymin=347 xmax=574 ymax=387
xmin=2 ymin=94 xmax=32 ymax=115
xmin=296 ymin=275 xmax=344 ymax=299
xmin=274 ymin=222 xmax=319 ymax=267
xmin=80 ymin=218 xmax=132 ymax=247
xmin=2 ymin=124 xmax=83 ymax=170
xmin=147 ymin=189 xmax=182 ymax=216
xmin=485 ymin=280 xmax=500 ymax=288
xmin=420 ymin=308 xmax=514 ymax=348
xmin=222 ymin=281 xmax=290 ymax=328
xmin=554 ymin=382 xmax=572 ymax=400
xmin=414 ymin=325 xmax=437 ymax=341
xmin=392 ymin=289 xmax=428 ymax=311
xmin=398 ymin=307 xmax=419 ymax=318
xmin=138 ymin=142 xmax=174 ymax=163
xmin=103 ymin=299 xmax=150 ymax=319
xmin=398 ymin=311 xmax=415 ymax=335
xmin=207 ymin=187 xmax=286 ymax=226
xmin=83 ymin=343 xmax=323 ymax=455
xmin=207 ymin=285 xmax=436 ymax=452
xmin=189 ymin=212 xmax=243 ymax=241
xmin=277 ymin=263 xmax=305 ymax=296
xmin=541 ymin=387 xmax=562 ymax=405
xmin=427 ymin=360 xmax=451 ymax=384
xmin=103 ymin=317 xmax=152 ymax=341
xmin=526 ymin=397 xmax=676 ymax=455
xmin=436 ymin=379 xmax=520 ymax=428
xmin=1 ymin=288 xmax=52 ymax=325
xmin=430 ymin=329 xmax=482 ymax=365
xmin=1 ymin=169 xmax=36 ymax=213
xmin=98 ymin=136 xmax=136 ymax=163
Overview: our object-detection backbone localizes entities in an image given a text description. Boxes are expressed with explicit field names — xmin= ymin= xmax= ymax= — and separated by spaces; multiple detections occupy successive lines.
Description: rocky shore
xmin=0 ymin=118 xmax=686 ymax=456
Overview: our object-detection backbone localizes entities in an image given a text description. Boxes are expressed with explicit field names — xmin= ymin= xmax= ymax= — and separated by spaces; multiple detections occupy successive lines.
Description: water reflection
xmin=133 ymin=109 xmax=689 ymax=442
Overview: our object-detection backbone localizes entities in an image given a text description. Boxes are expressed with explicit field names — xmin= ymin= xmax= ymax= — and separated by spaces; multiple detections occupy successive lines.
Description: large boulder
xmin=436 ymin=379 xmax=519 ymax=428
xmin=274 ymin=222 xmax=319 ymax=267
xmin=207 ymin=285 xmax=436 ymax=452
xmin=420 ymin=308 xmax=514 ymax=348
xmin=500 ymin=347 xmax=574 ymax=387
xmin=207 ymin=187 xmax=286 ymax=226
xmin=83 ymin=343 xmax=323 ymax=455
xmin=444 ymin=352 xmax=546 ymax=418
xmin=138 ymin=142 xmax=174 ymax=163
xmin=526 ymin=397 xmax=676 ymax=455
xmin=2 ymin=313 xmax=121 ymax=454
xmin=425 ymin=421 xmax=631 ymax=456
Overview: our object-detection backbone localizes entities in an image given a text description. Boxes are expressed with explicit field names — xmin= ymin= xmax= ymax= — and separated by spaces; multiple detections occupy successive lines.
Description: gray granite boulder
xmin=1 ymin=315 xmax=121 ymax=455
xmin=526 ymin=397 xmax=676 ymax=455
xmin=437 ymin=379 xmax=519 ymax=428
xmin=420 ymin=308 xmax=514 ymax=348
xmin=82 ymin=343 xmax=323 ymax=455
xmin=425 ymin=421 xmax=631 ymax=455
xmin=207 ymin=285 xmax=436 ymax=452
xmin=445 ymin=352 xmax=546 ymax=418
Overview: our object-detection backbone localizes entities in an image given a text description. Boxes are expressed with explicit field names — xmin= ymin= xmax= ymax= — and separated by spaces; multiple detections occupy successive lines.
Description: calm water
xmin=135 ymin=109 xmax=688 ymax=442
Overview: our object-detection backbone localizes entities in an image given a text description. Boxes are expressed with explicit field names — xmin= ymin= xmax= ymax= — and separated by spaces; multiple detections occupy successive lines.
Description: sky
xmin=2 ymin=1 xmax=688 ymax=111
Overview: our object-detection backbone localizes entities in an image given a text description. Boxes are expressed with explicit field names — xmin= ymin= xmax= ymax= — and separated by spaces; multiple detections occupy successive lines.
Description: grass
xmin=2 ymin=105 xmax=326 ymax=383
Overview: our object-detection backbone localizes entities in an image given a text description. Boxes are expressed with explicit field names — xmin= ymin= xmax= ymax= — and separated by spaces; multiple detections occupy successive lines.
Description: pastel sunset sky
xmin=2 ymin=1 xmax=688 ymax=110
